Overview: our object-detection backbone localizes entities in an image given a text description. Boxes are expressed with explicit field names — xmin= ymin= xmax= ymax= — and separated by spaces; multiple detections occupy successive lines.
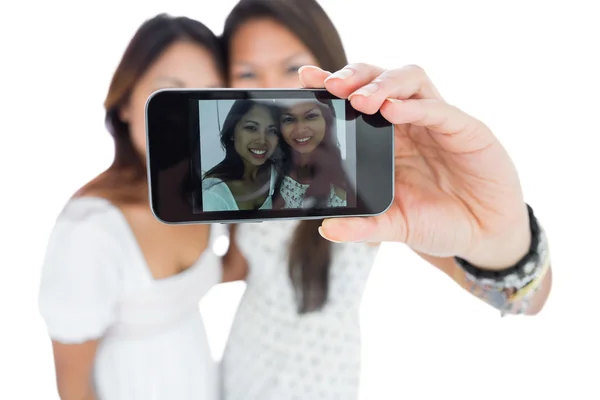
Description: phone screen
xmin=146 ymin=89 xmax=393 ymax=224
xmin=195 ymin=97 xmax=356 ymax=213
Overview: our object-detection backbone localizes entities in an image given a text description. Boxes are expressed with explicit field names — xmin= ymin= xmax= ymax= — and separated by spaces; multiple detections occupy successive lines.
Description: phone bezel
xmin=145 ymin=88 xmax=394 ymax=224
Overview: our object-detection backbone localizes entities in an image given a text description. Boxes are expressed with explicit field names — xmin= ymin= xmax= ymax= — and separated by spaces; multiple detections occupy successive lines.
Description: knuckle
xmin=345 ymin=62 xmax=382 ymax=74
xmin=404 ymin=64 xmax=426 ymax=74
xmin=403 ymin=64 xmax=429 ymax=81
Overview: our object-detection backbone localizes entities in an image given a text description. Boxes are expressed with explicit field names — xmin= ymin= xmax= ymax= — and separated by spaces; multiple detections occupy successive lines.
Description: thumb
xmin=318 ymin=217 xmax=379 ymax=242
xmin=299 ymin=65 xmax=331 ymax=89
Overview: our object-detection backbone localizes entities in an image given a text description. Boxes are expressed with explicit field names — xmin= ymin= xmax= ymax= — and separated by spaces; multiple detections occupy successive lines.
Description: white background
xmin=1 ymin=0 xmax=599 ymax=399
xmin=198 ymin=99 xmax=349 ymax=173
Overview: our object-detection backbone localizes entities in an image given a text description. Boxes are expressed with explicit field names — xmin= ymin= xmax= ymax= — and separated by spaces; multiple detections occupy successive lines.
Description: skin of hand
xmin=299 ymin=63 xmax=531 ymax=270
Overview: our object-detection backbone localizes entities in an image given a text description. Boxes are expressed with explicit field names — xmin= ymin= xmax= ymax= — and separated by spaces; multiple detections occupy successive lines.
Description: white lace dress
xmin=38 ymin=197 xmax=222 ymax=400
xmin=220 ymin=220 xmax=379 ymax=400
xmin=280 ymin=176 xmax=346 ymax=208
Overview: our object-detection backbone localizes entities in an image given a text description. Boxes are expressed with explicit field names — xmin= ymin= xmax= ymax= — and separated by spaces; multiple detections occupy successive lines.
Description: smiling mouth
xmin=293 ymin=136 xmax=312 ymax=144
xmin=249 ymin=148 xmax=268 ymax=159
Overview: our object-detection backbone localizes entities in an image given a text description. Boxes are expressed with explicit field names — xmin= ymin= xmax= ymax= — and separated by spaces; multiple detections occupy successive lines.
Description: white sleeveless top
xmin=280 ymin=175 xmax=347 ymax=208
xmin=202 ymin=165 xmax=277 ymax=211
xmin=221 ymin=220 xmax=379 ymax=400
xmin=38 ymin=197 xmax=223 ymax=400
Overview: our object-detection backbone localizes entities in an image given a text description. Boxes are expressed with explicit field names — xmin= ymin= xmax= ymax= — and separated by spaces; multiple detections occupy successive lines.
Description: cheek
xmin=281 ymin=125 xmax=294 ymax=141
xmin=129 ymin=109 xmax=147 ymax=154
xmin=314 ymin=119 xmax=327 ymax=137
xmin=229 ymin=78 xmax=249 ymax=88
xmin=277 ymin=75 xmax=302 ymax=89
xmin=268 ymin=134 xmax=279 ymax=148
xmin=233 ymin=130 xmax=247 ymax=153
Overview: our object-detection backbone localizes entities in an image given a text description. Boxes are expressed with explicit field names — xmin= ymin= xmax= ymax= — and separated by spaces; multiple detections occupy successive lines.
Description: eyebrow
xmin=245 ymin=119 xmax=276 ymax=127
xmin=283 ymin=107 xmax=319 ymax=116
xmin=155 ymin=76 xmax=186 ymax=87
xmin=234 ymin=52 xmax=310 ymax=67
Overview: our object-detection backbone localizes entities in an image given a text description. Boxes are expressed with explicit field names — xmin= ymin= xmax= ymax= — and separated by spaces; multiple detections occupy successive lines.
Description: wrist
xmin=460 ymin=205 xmax=531 ymax=271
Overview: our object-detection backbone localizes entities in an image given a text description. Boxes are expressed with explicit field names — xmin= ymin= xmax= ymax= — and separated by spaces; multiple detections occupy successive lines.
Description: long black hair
xmin=223 ymin=0 xmax=350 ymax=313
xmin=273 ymin=98 xmax=353 ymax=208
xmin=203 ymin=99 xmax=290 ymax=191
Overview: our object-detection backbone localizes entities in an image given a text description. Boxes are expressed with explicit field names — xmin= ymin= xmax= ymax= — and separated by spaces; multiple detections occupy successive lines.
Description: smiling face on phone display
xmin=233 ymin=104 xmax=280 ymax=167
xmin=280 ymin=101 xmax=327 ymax=154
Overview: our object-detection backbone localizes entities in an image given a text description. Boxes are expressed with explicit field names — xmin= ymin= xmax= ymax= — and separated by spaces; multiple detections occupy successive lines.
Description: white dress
xmin=221 ymin=220 xmax=379 ymax=400
xmin=280 ymin=176 xmax=347 ymax=208
xmin=202 ymin=166 xmax=277 ymax=211
xmin=38 ymin=197 xmax=222 ymax=400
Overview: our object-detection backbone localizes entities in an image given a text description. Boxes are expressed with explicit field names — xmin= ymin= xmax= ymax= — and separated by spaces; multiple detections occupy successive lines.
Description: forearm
xmin=57 ymin=387 xmax=96 ymax=400
xmin=52 ymin=341 xmax=98 ymax=400
xmin=56 ymin=373 xmax=96 ymax=400
xmin=417 ymin=252 xmax=552 ymax=315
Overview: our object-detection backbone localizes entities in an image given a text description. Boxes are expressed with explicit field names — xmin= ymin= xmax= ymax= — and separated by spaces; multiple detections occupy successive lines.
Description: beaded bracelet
xmin=455 ymin=204 xmax=550 ymax=315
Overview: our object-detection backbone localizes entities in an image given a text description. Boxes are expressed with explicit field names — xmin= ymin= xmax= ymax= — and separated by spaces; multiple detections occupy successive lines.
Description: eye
xmin=286 ymin=65 xmax=301 ymax=74
xmin=306 ymin=112 xmax=320 ymax=120
xmin=244 ymin=125 xmax=257 ymax=132
xmin=235 ymin=71 xmax=256 ymax=80
xmin=268 ymin=127 xmax=279 ymax=135
xmin=281 ymin=116 xmax=295 ymax=124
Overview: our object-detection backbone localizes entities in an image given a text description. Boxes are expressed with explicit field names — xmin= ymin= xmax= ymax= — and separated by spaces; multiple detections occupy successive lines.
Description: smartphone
xmin=145 ymin=88 xmax=394 ymax=224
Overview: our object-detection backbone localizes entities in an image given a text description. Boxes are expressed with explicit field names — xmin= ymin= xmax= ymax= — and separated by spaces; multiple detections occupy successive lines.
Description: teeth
xmin=250 ymin=149 xmax=267 ymax=155
xmin=295 ymin=137 xmax=311 ymax=143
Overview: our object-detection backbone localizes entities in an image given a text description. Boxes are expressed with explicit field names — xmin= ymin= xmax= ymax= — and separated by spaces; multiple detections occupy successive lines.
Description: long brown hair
xmin=77 ymin=13 xmax=223 ymax=202
xmin=222 ymin=0 xmax=349 ymax=313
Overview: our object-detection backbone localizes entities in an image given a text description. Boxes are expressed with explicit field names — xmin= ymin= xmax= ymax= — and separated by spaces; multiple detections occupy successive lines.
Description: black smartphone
xmin=145 ymin=88 xmax=394 ymax=224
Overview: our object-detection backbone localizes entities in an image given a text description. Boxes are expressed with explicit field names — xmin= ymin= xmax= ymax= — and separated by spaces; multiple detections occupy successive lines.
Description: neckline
xmin=71 ymin=196 xmax=208 ymax=284
xmin=207 ymin=164 xmax=276 ymax=210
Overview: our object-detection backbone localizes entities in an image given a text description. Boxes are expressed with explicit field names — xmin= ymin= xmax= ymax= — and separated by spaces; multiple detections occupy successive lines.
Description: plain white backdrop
xmin=1 ymin=0 xmax=599 ymax=399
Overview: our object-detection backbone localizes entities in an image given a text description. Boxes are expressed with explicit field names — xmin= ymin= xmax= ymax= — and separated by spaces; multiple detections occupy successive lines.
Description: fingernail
xmin=385 ymin=98 xmax=403 ymax=103
xmin=325 ymin=68 xmax=354 ymax=82
xmin=349 ymin=83 xmax=379 ymax=100
xmin=318 ymin=226 xmax=341 ymax=243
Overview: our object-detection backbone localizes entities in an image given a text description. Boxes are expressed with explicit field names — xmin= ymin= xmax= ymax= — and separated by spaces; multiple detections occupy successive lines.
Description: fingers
xmin=299 ymin=63 xmax=493 ymax=154
xmin=298 ymin=65 xmax=331 ymax=88
xmin=325 ymin=64 xmax=444 ymax=115
xmin=323 ymin=63 xmax=386 ymax=97
xmin=381 ymin=98 xmax=496 ymax=153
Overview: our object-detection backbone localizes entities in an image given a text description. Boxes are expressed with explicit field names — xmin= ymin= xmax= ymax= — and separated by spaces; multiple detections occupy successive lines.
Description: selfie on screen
xmin=198 ymin=97 xmax=355 ymax=211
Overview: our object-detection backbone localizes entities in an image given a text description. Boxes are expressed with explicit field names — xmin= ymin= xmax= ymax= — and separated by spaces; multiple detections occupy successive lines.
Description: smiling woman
xmin=201 ymin=99 xmax=290 ymax=211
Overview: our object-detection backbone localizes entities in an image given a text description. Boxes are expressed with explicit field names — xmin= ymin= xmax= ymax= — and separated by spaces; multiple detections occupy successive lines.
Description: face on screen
xmin=280 ymin=102 xmax=327 ymax=154
xmin=233 ymin=104 xmax=280 ymax=167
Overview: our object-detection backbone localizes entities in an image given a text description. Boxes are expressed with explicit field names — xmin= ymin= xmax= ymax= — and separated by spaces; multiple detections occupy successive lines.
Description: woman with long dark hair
xmin=202 ymin=99 xmax=288 ymax=211
xmin=218 ymin=0 xmax=552 ymax=399
xmin=274 ymin=98 xmax=350 ymax=209
xmin=37 ymin=14 xmax=228 ymax=400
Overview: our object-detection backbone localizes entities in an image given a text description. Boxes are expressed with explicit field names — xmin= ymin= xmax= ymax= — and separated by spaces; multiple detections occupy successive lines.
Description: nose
xmin=255 ymin=129 xmax=269 ymax=144
xmin=295 ymin=119 xmax=311 ymax=134
xmin=258 ymin=72 xmax=300 ymax=89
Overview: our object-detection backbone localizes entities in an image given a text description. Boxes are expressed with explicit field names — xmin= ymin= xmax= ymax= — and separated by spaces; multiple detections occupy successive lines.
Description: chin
xmin=245 ymin=157 xmax=267 ymax=166
xmin=293 ymin=145 xmax=316 ymax=154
